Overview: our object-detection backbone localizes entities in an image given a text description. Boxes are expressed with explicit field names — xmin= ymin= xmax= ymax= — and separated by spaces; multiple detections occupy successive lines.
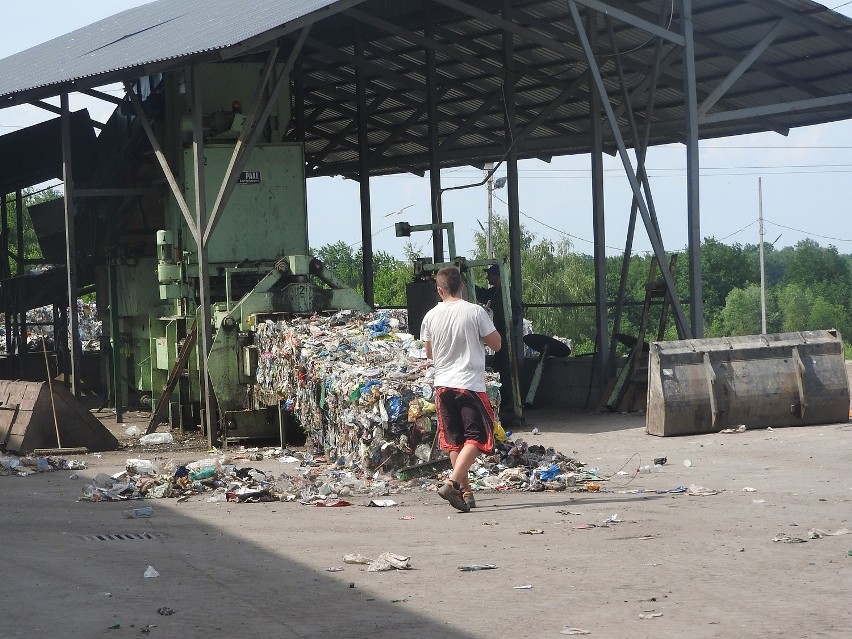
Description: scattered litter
xmin=531 ymin=427 xmax=541 ymax=435
xmin=139 ymin=432 xmax=174 ymax=446
xmin=560 ymin=627 xmax=591 ymax=635
xmin=653 ymin=457 xmax=667 ymax=465
xmin=398 ymin=515 xmax=415 ymax=520
xmin=555 ymin=510 xmax=582 ymax=516
xmin=683 ymin=459 xmax=692 ymax=467
xmin=720 ymin=425 xmax=747 ymax=434
xmin=343 ymin=553 xmax=374 ymax=565
xmin=459 ymin=563 xmax=498 ymax=571
xmin=773 ymin=533 xmax=808 ymax=543
xmin=639 ymin=612 xmax=663 ymax=619
xmin=752 ymin=499 xmax=766 ymax=505
xmin=143 ymin=565 xmax=160 ymax=578
xmin=156 ymin=607 xmax=174 ymax=616
xmin=124 ymin=425 xmax=142 ymax=437
xmin=602 ymin=514 xmax=622 ymax=524
xmin=686 ymin=484 xmax=718 ymax=496
xmin=1 ymin=454 xmax=88 ymax=477
xmin=366 ymin=552 xmax=411 ymax=572
xmin=315 ymin=499 xmax=352 ymax=507
xmin=808 ymin=528 xmax=850 ymax=539
xmin=575 ymin=523 xmax=597 ymax=530
xmin=481 ymin=520 xmax=499 ymax=525
xmin=514 ymin=584 xmax=533 ymax=589
xmin=520 ymin=529 xmax=545 ymax=535
xmin=742 ymin=487 xmax=756 ymax=492
xmin=325 ymin=567 xmax=344 ymax=572
xmin=123 ymin=506 xmax=154 ymax=519
xmin=367 ymin=499 xmax=397 ymax=507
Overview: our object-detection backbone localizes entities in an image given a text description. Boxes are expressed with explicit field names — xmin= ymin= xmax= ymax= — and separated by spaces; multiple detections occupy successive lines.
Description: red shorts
xmin=434 ymin=387 xmax=495 ymax=453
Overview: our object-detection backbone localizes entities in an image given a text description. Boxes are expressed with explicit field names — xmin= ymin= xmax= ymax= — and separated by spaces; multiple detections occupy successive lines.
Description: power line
xmin=718 ymin=219 xmax=758 ymax=242
xmin=764 ymin=219 xmax=852 ymax=243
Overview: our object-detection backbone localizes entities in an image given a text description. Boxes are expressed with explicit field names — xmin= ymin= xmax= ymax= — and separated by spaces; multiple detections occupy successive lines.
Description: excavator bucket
xmin=646 ymin=330 xmax=849 ymax=436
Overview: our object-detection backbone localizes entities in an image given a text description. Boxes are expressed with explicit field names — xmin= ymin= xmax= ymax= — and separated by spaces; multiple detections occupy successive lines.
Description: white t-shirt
xmin=421 ymin=298 xmax=497 ymax=392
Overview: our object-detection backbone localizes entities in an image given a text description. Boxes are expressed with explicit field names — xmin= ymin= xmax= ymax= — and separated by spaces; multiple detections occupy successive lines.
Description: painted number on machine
xmin=239 ymin=170 xmax=261 ymax=184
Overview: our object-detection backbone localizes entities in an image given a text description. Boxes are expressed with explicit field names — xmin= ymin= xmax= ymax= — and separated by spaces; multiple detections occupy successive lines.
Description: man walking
xmin=421 ymin=266 xmax=502 ymax=512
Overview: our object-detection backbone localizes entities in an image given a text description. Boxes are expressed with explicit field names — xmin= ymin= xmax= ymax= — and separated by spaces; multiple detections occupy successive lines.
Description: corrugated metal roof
xmin=3 ymin=0 xmax=852 ymax=177
xmin=0 ymin=0 xmax=347 ymax=105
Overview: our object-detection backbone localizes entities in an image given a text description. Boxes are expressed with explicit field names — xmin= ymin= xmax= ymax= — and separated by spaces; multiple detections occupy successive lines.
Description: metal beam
xmin=61 ymin=93 xmax=82 ymax=396
xmin=356 ymin=25 xmax=375 ymax=308
xmin=123 ymin=80 xmax=198 ymax=241
xmin=681 ymin=0 xmax=703 ymax=337
xmin=572 ymin=0 xmax=685 ymax=45
xmin=79 ymin=88 xmax=124 ymax=105
xmin=699 ymin=19 xmax=787 ymax=116
xmin=74 ymin=188 xmax=164 ymax=198
xmin=426 ymin=2 xmax=444 ymax=262
xmin=741 ymin=0 xmax=852 ymax=49
xmin=588 ymin=10 xmax=609 ymax=400
xmin=190 ymin=65 xmax=217 ymax=448
xmin=434 ymin=0 xmax=588 ymax=65
xmin=568 ymin=0 xmax=691 ymax=338
xmin=700 ymin=92 xmax=852 ymax=125
xmin=503 ymin=0 xmax=524 ymax=424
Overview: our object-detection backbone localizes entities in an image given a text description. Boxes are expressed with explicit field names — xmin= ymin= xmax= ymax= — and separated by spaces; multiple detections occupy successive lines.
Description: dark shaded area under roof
xmin=0 ymin=110 xmax=95 ymax=194
xmin=2 ymin=0 xmax=852 ymax=180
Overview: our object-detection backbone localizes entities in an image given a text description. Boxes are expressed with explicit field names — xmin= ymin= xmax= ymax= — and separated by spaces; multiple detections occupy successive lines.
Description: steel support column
xmin=61 ymin=94 xmax=82 ymax=396
xmin=608 ymin=10 xmax=664 ymax=373
xmin=503 ymin=0 xmax=524 ymax=423
xmin=356 ymin=26 xmax=375 ymax=307
xmin=568 ymin=0 xmax=692 ymax=338
xmin=15 ymin=190 xmax=24 ymax=372
xmin=588 ymin=10 xmax=609 ymax=400
xmin=681 ymin=0 xmax=704 ymax=336
xmin=426 ymin=2 xmax=444 ymax=262
xmin=1 ymin=192 xmax=10 ymax=355
xmin=190 ymin=65 xmax=218 ymax=447
xmin=107 ymin=259 xmax=124 ymax=423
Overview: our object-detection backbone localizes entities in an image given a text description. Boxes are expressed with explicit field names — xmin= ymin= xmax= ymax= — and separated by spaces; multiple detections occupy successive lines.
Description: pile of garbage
xmin=80 ymin=456 xmax=281 ymax=503
xmin=0 ymin=454 xmax=87 ymax=476
xmin=252 ymin=310 xmax=502 ymax=473
xmin=69 ymin=437 xmax=597 ymax=505
xmin=0 ymin=301 xmax=102 ymax=352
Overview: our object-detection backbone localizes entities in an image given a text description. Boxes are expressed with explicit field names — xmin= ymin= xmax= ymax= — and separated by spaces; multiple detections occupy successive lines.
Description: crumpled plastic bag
xmin=366 ymin=552 xmax=411 ymax=572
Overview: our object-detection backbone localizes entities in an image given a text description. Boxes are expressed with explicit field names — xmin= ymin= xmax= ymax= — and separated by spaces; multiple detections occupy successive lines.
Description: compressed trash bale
xmin=252 ymin=310 xmax=501 ymax=471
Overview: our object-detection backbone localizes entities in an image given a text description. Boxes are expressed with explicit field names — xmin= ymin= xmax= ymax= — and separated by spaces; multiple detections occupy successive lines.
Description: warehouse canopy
xmin=1 ymin=0 xmax=852 ymax=178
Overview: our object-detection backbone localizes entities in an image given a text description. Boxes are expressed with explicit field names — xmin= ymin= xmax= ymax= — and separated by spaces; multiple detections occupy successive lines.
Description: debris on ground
xmin=0 ymin=454 xmax=87 ymax=476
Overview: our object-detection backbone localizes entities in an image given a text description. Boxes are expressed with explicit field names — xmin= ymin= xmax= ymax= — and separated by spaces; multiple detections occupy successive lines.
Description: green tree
xmin=312 ymin=241 xmax=412 ymax=308
xmin=699 ymin=238 xmax=753 ymax=322
xmin=3 ymin=187 xmax=51 ymax=273
xmin=473 ymin=216 xmax=597 ymax=351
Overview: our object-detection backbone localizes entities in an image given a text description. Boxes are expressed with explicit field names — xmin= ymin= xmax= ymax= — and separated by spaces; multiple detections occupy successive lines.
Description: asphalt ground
xmin=1 ymin=409 xmax=849 ymax=639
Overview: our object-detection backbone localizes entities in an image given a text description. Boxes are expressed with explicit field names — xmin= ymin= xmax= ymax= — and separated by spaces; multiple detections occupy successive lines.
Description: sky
xmin=2 ymin=0 xmax=852 ymax=262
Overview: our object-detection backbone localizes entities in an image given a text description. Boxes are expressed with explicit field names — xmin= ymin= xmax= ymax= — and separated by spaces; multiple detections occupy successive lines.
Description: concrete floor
xmin=1 ymin=409 xmax=849 ymax=638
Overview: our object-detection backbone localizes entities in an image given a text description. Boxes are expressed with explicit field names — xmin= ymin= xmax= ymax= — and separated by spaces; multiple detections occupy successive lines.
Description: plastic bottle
xmin=188 ymin=466 xmax=217 ymax=481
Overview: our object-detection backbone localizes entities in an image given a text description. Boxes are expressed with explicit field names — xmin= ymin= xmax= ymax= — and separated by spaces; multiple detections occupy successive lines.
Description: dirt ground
xmin=1 ymin=408 xmax=849 ymax=639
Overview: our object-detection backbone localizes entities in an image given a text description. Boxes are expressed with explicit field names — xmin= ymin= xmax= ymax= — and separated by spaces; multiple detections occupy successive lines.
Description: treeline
xmin=316 ymin=217 xmax=852 ymax=356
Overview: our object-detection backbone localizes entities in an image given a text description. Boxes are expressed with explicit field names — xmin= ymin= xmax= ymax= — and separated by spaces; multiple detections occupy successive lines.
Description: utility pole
xmin=485 ymin=162 xmax=494 ymax=259
xmin=758 ymin=177 xmax=767 ymax=335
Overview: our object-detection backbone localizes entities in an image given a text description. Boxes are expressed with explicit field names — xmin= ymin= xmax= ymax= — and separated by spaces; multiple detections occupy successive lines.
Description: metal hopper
xmin=0 ymin=380 xmax=119 ymax=454
xmin=646 ymin=330 xmax=850 ymax=436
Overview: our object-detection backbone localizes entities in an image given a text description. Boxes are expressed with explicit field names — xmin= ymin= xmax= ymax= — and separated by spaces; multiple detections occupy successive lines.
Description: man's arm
xmin=483 ymin=330 xmax=501 ymax=352
xmin=425 ymin=341 xmax=433 ymax=359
